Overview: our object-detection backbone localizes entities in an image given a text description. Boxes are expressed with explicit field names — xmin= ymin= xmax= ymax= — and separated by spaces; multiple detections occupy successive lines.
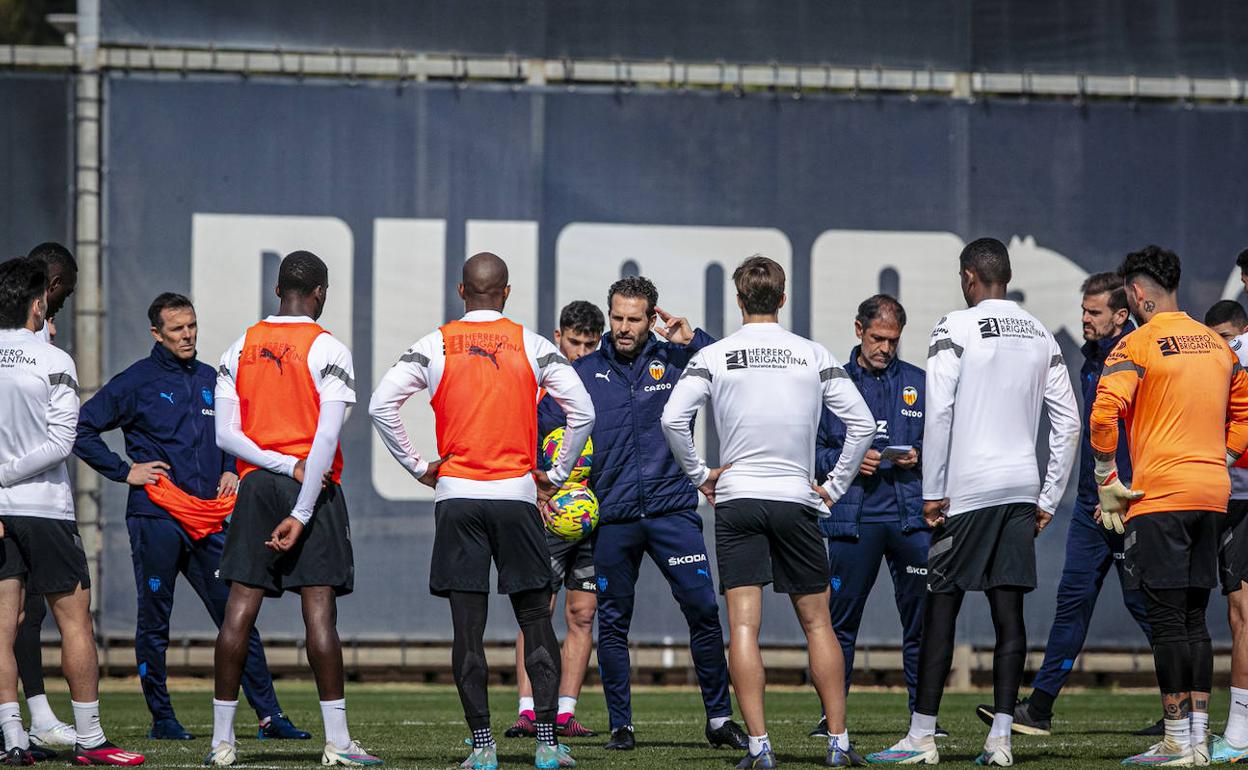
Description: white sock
xmin=1192 ymin=711 xmax=1209 ymax=747
xmin=558 ymin=696 xmax=577 ymax=716
xmin=518 ymin=696 xmax=535 ymax=716
xmin=1227 ymin=687 xmax=1248 ymax=746
xmin=71 ymin=700 xmax=105 ymax=749
xmin=908 ymin=712 xmax=937 ymax=741
xmin=1 ymin=702 xmax=28 ymax=750
xmin=708 ymin=716 xmax=730 ymax=730
xmin=990 ymin=712 xmax=1014 ymax=739
xmin=320 ymin=699 xmax=350 ymax=749
xmin=829 ymin=730 xmax=850 ymax=751
xmin=212 ymin=699 xmax=237 ymax=747
xmin=748 ymin=734 xmax=771 ymax=756
xmin=1164 ymin=717 xmax=1191 ymax=750
xmin=25 ymin=694 xmax=60 ymax=732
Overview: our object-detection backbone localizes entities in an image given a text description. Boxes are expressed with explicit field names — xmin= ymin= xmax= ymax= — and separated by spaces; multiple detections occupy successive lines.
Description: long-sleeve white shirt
xmin=215 ymin=315 xmax=356 ymax=524
xmin=368 ymin=309 xmax=595 ymax=503
xmin=922 ymin=298 xmax=1080 ymax=516
xmin=661 ymin=322 xmax=875 ymax=511
xmin=0 ymin=328 xmax=78 ymax=520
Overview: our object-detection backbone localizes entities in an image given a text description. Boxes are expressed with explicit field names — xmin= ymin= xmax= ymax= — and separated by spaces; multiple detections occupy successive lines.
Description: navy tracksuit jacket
xmin=1029 ymin=323 xmax=1151 ymax=698
xmin=573 ymin=330 xmax=732 ymax=730
xmin=73 ymin=343 xmax=282 ymax=722
xmin=817 ymin=348 xmax=929 ymax=711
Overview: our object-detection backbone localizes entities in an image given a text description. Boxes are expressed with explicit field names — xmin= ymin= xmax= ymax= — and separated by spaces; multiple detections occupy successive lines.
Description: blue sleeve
xmin=72 ymin=374 xmax=134 ymax=484
xmin=666 ymin=328 xmax=717 ymax=370
xmin=685 ymin=328 xmax=715 ymax=354
xmin=815 ymin=407 xmax=846 ymax=484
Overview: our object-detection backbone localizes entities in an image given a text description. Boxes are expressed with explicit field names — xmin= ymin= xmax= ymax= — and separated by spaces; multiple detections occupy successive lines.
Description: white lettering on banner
xmin=1222 ymin=267 xmax=1248 ymax=303
xmin=370 ymin=219 xmax=446 ymax=502
xmin=190 ymin=214 xmax=354 ymax=366
xmin=810 ymin=231 xmax=1087 ymax=361
xmin=190 ymin=216 xmax=1092 ymax=505
xmin=465 ymin=220 xmax=539 ymax=329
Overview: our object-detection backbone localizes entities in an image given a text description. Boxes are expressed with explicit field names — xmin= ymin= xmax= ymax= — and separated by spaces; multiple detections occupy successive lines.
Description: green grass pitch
xmin=54 ymin=682 xmax=1208 ymax=768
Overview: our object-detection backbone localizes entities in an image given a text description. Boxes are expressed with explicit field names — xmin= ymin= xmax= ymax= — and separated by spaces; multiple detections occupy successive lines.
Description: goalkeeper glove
xmin=1094 ymin=459 xmax=1143 ymax=535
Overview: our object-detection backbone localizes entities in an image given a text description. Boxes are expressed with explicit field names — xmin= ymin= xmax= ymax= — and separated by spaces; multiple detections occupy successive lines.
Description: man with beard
xmin=573 ymin=276 xmax=747 ymax=752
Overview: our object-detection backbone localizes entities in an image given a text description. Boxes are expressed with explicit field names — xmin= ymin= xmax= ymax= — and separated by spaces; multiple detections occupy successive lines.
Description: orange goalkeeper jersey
xmin=1090 ymin=311 xmax=1248 ymax=518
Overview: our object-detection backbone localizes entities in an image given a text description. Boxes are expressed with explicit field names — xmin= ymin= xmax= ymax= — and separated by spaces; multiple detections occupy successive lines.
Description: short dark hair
xmin=1118 ymin=245 xmax=1181 ymax=293
xmin=0 ymin=257 xmax=48 ymax=329
xmin=26 ymin=242 xmax=77 ymax=275
xmin=1237 ymin=248 xmax=1248 ymax=272
xmin=147 ymin=292 xmax=195 ymax=330
xmin=959 ymin=238 xmax=1012 ymax=285
xmin=1205 ymin=300 xmax=1248 ymax=329
xmin=1080 ymin=271 xmax=1129 ymax=313
xmin=277 ymin=250 xmax=328 ymax=296
xmin=855 ymin=294 xmax=907 ymax=329
xmin=558 ymin=300 xmax=605 ymax=337
xmin=607 ymin=275 xmax=658 ymax=316
xmin=732 ymin=255 xmax=786 ymax=315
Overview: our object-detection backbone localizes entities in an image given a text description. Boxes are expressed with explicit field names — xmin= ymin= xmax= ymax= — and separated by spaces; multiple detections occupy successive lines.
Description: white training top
xmin=215 ymin=315 xmax=356 ymax=523
xmin=1230 ymin=333 xmax=1248 ymax=501
xmin=368 ymin=309 xmax=595 ymax=504
xmin=0 ymin=328 xmax=79 ymax=520
xmin=923 ymin=298 xmax=1081 ymax=516
xmin=660 ymin=322 xmax=876 ymax=511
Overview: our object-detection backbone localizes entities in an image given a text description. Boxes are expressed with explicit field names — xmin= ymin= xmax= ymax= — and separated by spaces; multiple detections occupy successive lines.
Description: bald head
xmin=458 ymin=252 xmax=511 ymax=311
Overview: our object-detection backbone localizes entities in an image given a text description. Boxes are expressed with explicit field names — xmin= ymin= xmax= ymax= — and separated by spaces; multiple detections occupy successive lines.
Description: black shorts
xmin=0 ymin=517 xmax=91 ymax=595
xmin=218 ymin=470 xmax=354 ymax=598
xmin=1221 ymin=500 xmax=1248 ymax=594
xmin=927 ymin=503 xmax=1037 ymax=594
xmin=714 ymin=498 xmax=828 ymax=595
xmin=1123 ymin=509 xmax=1220 ymax=592
xmin=429 ymin=498 xmax=553 ymax=597
xmin=548 ymin=530 xmax=596 ymax=593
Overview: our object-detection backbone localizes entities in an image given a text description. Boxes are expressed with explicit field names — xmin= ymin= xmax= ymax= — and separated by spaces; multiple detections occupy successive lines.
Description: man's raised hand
xmin=653 ymin=307 xmax=694 ymax=345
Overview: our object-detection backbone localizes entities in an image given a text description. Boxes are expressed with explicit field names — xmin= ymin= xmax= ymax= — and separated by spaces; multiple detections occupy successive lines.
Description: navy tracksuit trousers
xmin=1029 ymin=509 xmax=1152 ymax=697
xmin=128 ymin=516 xmax=281 ymax=722
xmin=593 ymin=510 xmax=732 ymax=730
xmin=827 ymin=521 xmax=929 ymax=712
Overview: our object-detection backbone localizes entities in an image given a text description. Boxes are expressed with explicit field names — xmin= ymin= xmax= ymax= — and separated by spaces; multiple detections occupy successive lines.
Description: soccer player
xmin=12 ymin=242 xmax=78 ymax=757
xmin=507 ymin=300 xmax=605 ymax=740
xmin=1091 ymin=245 xmax=1248 ymax=766
xmin=1206 ymin=299 xmax=1248 ymax=342
xmin=1204 ymin=298 xmax=1248 ymax=763
xmin=1204 ymin=298 xmax=1248 ymax=764
xmin=575 ymin=275 xmax=747 ymax=752
xmin=369 ymin=252 xmax=595 ymax=770
xmin=73 ymin=292 xmax=308 ymax=741
xmin=662 ymin=255 xmax=875 ymax=768
xmin=208 ymin=251 xmax=378 ymax=767
xmin=806 ymin=294 xmax=935 ymax=739
xmin=0 ymin=256 xmax=144 ymax=766
xmin=984 ymin=272 xmax=1159 ymax=737
xmin=868 ymin=238 xmax=1080 ymax=767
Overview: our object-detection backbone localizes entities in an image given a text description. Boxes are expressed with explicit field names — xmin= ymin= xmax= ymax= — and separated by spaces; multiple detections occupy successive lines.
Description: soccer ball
xmin=541 ymin=427 xmax=593 ymax=484
xmin=545 ymin=485 xmax=599 ymax=542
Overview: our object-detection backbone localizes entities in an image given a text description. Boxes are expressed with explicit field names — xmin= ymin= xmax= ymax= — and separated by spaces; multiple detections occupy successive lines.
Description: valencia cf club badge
xmin=902 ymin=386 xmax=918 ymax=406
xmin=648 ymin=360 xmax=665 ymax=381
